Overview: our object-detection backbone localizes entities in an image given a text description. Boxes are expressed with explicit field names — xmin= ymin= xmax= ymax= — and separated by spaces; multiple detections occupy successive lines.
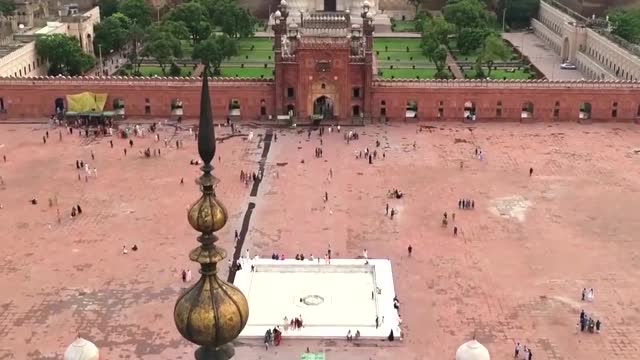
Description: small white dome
xmin=363 ymin=0 xmax=371 ymax=7
xmin=64 ymin=338 xmax=99 ymax=360
xmin=456 ymin=340 xmax=490 ymax=360
xmin=274 ymin=10 xmax=282 ymax=18
xmin=366 ymin=12 xmax=373 ymax=18
xmin=280 ymin=0 xmax=287 ymax=5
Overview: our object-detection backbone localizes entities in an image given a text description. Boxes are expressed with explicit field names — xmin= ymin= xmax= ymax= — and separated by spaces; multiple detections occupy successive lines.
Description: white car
xmin=560 ymin=63 xmax=577 ymax=70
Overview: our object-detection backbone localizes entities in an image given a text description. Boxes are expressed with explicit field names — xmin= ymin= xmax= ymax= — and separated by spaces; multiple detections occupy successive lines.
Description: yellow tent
xmin=66 ymin=92 xmax=108 ymax=112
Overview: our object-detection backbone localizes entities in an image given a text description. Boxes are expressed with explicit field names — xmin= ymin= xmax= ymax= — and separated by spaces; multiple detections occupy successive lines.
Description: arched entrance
xmin=579 ymin=102 xmax=592 ymax=120
xmin=463 ymin=101 xmax=476 ymax=121
xmin=521 ymin=102 xmax=534 ymax=120
xmin=54 ymin=98 xmax=65 ymax=114
xmin=260 ymin=99 xmax=266 ymax=116
xmin=313 ymin=96 xmax=333 ymax=120
xmin=561 ymin=38 xmax=570 ymax=62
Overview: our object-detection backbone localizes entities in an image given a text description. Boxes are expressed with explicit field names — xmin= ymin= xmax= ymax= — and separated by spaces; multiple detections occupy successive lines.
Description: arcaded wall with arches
xmin=0 ymin=77 xmax=639 ymax=123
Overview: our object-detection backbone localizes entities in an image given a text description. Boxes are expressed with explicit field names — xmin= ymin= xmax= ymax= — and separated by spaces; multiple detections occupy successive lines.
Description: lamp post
xmin=502 ymin=7 xmax=507 ymax=33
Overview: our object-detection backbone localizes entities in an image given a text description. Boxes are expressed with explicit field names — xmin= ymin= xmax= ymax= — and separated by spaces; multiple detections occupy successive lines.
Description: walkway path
xmin=446 ymin=52 xmax=464 ymax=79
xmin=502 ymin=32 xmax=585 ymax=80
xmin=191 ymin=64 xmax=205 ymax=78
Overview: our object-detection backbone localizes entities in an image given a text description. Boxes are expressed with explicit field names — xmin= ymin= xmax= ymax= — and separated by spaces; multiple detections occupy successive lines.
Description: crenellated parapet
xmin=374 ymin=78 xmax=640 ymax=89
xmin=0 ymin=76 xmax=275 ymax=87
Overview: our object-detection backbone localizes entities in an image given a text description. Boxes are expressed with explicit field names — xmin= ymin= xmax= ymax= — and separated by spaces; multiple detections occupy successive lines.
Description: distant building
xmin=0 ymin=6 xmax=99 ymax=77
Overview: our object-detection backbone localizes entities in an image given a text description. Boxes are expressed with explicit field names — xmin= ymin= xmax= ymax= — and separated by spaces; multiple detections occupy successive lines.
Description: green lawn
xmin=373 ymin=38 xmax=422 ymax=51
xmin=138 ymin=65 xmax=169 ymax=77
xmin=378 ymin=68 xmax=442 ymax=79
xmin=464 ymin=69 xmax=536 ymax=80
xmin=373 ymin=38 xmax=431 ymax=65
xmin=391 ymin=20 xmax=417 ymax=32
xmin=220 ymin=67 xmax=274 ymax=78
xmin=181 ymin=37 xmax=274 ymax=60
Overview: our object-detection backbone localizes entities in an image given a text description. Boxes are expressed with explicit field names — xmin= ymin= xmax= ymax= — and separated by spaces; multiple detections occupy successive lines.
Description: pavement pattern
xmin=0 ymin=122 xmax=639 ymax=360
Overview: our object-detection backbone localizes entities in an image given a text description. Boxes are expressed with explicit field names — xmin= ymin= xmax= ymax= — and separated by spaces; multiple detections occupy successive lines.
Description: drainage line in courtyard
xmin=250 ymin=129 xmax=273 ymax=197
xmin=228 ymin=129 xmax=274 ymax=283
xmin=228 ymin=202 xmax=255 ymax=283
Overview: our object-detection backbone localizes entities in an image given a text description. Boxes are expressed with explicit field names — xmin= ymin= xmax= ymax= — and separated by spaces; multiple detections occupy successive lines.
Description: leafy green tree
xmin=443 ymin=0 xmax=493 ymax=30
xmin=220 ymin=6 xmax=256 ymax=38
xmin=93 ymin=14 xmax=131 ymax=55
xmin=609 ymin=9 xmax=640 ymax=43
xmin=457 ymin=27 xmax=489 ymax=54
xmin=167 ymin=2 xmax=211 ymax=44
xmin=477 ymin=34 xmax=510 ymax=77
xmin=142 ymin=30 xmax=183 ymax=75
xmin=161 ymin=20 xmax=190 ymax=42
xmin=421 ymin=18 xmax=453 ymax=78
xmin=36 ymin=34 xmax=96 ymax=76
xmin=128 ymin=22 xmax=145 ymax=73
xmin=119 ymin=0 xmax=152 ymax=28
xmin=421 ymin=17 xmax=454 ymax=46
xmin=0 ymin=0 xmax=16 ymax=15
xmin=98 ymin=0 xmax=119 ymax=18
xmin=198 ymin=0 xmax=255 ymax=38
xmin=192 ymin=35 xmax=238 ymax=75
xmin=497 ymin=0 xmax=539 ymax=29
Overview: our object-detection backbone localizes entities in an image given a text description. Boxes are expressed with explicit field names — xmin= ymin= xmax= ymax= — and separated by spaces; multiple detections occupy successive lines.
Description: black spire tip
xmin=198 ymin=66 xmax=215 ymax=167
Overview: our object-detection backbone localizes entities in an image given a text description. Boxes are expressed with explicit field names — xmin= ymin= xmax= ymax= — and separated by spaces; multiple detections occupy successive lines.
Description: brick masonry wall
xmin=0 ymin=77 xmax=639 ymax=122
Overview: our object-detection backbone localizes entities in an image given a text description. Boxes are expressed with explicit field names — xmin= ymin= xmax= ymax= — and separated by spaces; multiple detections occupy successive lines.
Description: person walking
xmin=407 ymin=245 xmax=412 ymax=256
xmin=529 ymin=167 xmax=533 ymax=176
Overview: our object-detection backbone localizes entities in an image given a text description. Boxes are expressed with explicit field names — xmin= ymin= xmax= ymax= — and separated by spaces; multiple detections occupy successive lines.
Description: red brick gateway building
xmin=1 ymin=1 xmax=639 ymax=123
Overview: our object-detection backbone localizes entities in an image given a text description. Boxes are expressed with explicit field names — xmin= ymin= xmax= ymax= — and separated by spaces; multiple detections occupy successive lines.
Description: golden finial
xmin=174 ymin=68 xmax=249 ymax=360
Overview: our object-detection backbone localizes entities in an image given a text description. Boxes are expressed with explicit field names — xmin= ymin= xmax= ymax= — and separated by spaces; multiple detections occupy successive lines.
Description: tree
xmin=443 ymin=0 xmax=493 ymax=30
xmin=477 ymin=34 xmax=510 ymax=77
xmin=220 ymin=6 xmax=256 ymax=38
xmin=199 ymin=0 xmax=255 ymax=38
xmin=0 ymin=0 xmax=16 ymax=15
xmin=497 ymin=0 xmax=539 ymax=29
xmin=167 ymin=2 xmax=211 ymax=44
xmin=421 ymin=18 xmax=453 ymax=79
xmin=192 ymin=35 xmax=238 ymax=75
xmin=98 ymin=0 xmax=120 ymax=18
xmin=609 ymin=9 xmax=640 ymax=43
xmin=142 ymin=30 xmax=183 ymax=75
xmin=36 ymin=34 xmax=96 ymax=76
xmin=93 ymin=14 xmax=131 ymax=55
xmin=457 ymin=27 xmax=489 ymax=54
xmin=128 ymin=22 xmax=145 ymax=73
xmin=119 ymin=0 xmax=152 ymax=28
xmin=421 ymin=17 xmax=454 ymax=46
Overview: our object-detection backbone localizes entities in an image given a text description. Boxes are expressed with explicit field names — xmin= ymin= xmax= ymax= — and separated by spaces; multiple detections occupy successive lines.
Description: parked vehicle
xmin=560 ymin=63 xmax=577 ymax=70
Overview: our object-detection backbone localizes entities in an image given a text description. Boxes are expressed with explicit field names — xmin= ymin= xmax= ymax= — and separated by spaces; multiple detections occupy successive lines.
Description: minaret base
xmin=195 ymin=344 xmax=236 ymax=360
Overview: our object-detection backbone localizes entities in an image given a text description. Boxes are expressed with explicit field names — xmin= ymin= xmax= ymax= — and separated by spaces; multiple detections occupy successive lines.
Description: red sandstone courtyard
xmin=0 ymin=121 xmax=639 ymax=360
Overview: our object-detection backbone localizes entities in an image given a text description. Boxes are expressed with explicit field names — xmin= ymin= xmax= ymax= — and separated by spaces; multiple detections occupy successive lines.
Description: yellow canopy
xmin=66 ymin=92 xmax=108 ymax=112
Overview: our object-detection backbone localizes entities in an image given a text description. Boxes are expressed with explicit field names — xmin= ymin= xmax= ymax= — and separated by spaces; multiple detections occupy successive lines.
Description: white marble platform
xmin=234 ymin=258 xmax=402 ymax=340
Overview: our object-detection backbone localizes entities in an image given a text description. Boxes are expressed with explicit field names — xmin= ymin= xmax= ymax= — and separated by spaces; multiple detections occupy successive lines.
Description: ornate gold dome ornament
xmin=174 ymin=68 xmax=249 ymax=360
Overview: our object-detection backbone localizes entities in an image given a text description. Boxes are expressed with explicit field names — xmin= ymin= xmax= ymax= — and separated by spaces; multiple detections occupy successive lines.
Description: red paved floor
xmin=0 ymin=122 xmax=639 ymax=360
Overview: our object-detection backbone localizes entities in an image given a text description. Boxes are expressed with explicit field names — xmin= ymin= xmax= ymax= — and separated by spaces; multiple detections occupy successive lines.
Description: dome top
xmin=280 ymin=0 xmax=287 ymax=5
xmin=363 ymin=0 xmax=371 ymax=7
xmin=64 ymin=337 xmax=99 ymax=360
xmin=456 ymin=340 xmax=490 ymax=360
xmin=274 ymin=10 xmax=282 ymax=18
